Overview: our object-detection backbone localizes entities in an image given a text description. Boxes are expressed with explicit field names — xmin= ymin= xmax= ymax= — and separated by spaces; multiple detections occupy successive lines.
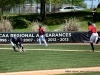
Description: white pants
xmin=39 ymin=35 xmax=47 ymax=46
xmin=10 ymin=40 xmax=15 ymax=47
xmin=90 ymin=33 xmax=98 ymax=43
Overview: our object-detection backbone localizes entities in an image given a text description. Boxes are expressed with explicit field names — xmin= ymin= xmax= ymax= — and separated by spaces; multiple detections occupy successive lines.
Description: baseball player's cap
xmin=88 ymin=22 xmax=92 ymax=25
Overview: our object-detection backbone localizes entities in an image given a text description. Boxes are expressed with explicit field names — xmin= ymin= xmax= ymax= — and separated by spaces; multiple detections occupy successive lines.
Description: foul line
xmin=0 ymin=48 xmax=100 ymax=52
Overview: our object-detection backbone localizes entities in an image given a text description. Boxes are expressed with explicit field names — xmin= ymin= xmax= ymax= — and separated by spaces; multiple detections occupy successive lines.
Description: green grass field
xmin=0 ymin=45 xmax=100 ymax=74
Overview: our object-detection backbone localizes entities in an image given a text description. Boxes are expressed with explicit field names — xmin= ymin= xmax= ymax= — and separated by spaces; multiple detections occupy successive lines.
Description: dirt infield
xmin=0 ymin=43 xmax=100 ymax=45
xmin=0 ymin=67 xmax=100 ymax=75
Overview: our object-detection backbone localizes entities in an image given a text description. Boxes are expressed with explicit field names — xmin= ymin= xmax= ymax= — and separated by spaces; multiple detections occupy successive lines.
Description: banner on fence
xmin=0 ymin=32 xmax=100 ymax=44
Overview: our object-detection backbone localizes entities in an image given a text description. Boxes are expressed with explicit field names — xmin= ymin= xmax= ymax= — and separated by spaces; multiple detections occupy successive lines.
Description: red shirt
xmin=39 ymin=28 xmax=44 ymax=35
xmin=88 ymin=25 xmax=97 ymax=33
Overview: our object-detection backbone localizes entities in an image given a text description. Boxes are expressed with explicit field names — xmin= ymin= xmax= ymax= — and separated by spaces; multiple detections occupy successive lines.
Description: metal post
xmin=11 ymin=7 xmax=13 ymax=13
xmin=45 ymin=3 xmax=46 ymax=12
xmin=49 ymin=2 xmax=51 ymax=12
xmin=19 ymin=5 xmax=20 ymax=15
xmin=37 ymin=0 xmax=38 ymax=13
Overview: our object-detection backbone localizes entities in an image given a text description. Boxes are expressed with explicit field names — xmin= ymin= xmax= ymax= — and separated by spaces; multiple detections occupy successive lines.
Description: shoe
xmin=96 ymin=37 xmax=100 ymax=44
xmin=98 ymin=36 xmax=100 ymax=39
xmin=46 ymin=45 xmax=48 ymax=46
xmin=90 ymin=50 xmax=94 ymax=52
xmin=15 ymin=50 xmax=17 ymax=52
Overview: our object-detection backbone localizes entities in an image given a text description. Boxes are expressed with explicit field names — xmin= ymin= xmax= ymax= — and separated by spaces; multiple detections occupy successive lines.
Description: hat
xmin=88 ymin=22 xmax=92 ymax=26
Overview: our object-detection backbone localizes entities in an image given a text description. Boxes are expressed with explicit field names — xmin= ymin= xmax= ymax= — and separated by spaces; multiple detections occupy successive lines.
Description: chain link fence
xmin=0 ymin=1 xmax=99 ymax=15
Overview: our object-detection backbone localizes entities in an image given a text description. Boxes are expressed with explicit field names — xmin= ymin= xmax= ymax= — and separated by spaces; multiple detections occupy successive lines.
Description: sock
xmin=43 ymin=40 xmax=47 ymax=46
xmin=13 ymin=47 xmax=17 ymax=52
xmin=90 ymin=43 xmax=94 ymax=51
xmin=39 ymin=39 xmax=42 ymax=46
xmin=96 ymin=38 xmax=99 ymax=44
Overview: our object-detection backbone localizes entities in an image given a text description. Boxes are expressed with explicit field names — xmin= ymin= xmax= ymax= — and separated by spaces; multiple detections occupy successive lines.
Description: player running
xmin=87 ymin=22 xmax=99 ymax=52
xmin=10 ymin=37 xmax=25 ymax=52
xmin=39 ymin=25 xmax=48 ymax=46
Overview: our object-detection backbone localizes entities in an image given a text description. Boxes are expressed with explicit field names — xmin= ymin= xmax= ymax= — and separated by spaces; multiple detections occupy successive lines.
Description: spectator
xmin=54 ymin=28 xmax=60 ymax=31
xmin=92 ymin=8 xmax=96 ymax=23
xmin=37 ymin=9 xmax=40 ymax=13
xmin=63 ymin=25 xmax=67 ymax=31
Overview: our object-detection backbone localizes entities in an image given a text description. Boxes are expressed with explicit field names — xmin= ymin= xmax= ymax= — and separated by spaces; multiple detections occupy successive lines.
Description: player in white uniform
xmin=39 ymin=25 xmax=48 ymax=46
xmin=88 ymin=22 xmax=99 ymax=52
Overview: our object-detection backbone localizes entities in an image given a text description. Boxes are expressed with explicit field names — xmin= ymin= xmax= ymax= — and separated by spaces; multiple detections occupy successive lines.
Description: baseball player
xmin=87 ymin=22 xmax=99 ymax=52
xmin=39 ymin=25 xmax=48 ymax=46
xmin=10 ymin=37 xmax=25 ymax=52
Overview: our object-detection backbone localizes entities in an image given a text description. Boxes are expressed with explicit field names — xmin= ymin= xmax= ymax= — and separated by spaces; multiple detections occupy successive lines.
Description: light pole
xmin=91 ymin=0 xmax=93 ymax=9
xmin=37 ymin=0 xmax=38 ymax=13
xmin=49 ymin=2 xmax=51 ymax=12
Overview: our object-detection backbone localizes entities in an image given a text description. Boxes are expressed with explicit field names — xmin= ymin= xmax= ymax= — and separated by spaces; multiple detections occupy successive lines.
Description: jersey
xmin=17 ymin=37 xmax=22 ymax=42
xmin=39 ymin=28 xmax=44 ymax=35
xmin=88 ymin=25 xmax=97 ymax=33
xmin=12 ymin=38 xmax=17 ymax=44
xmin=11 ymin=37 xmax=22 ymax=47
xmin=12 ymin=37 xmax=22 ymax=44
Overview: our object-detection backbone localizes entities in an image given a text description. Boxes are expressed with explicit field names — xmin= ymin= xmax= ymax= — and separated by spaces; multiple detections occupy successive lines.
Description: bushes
xmin=12 ymin=17 xmax=31 ymax=29
xmin=65 ymin=18 xmax=79 ymax=31
xmin=44 ymin=18 xmax=65 ymax=25
xmin=31 ymin=21 xmax=49 ymax=32
xmin=0 ymin=17 xmax=12 ymax=32
xmin=10 ymin=16 xmax=65 ymax=29
xmin=8 ymin=13 xmax=65 ymax=29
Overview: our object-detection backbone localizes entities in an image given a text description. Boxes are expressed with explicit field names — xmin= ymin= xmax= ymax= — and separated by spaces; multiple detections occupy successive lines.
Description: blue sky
xmin=84 ymin=0 xmax=99 ymax=8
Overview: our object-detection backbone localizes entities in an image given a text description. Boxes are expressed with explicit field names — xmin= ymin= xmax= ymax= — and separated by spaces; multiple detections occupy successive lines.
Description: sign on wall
xmin=0 ymin=31 xmax=99 ymax=44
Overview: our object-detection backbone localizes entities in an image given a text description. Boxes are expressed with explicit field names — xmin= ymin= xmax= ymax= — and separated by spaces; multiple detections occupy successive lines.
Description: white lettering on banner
xmin=0 ymin=32 xmax=72 ymax=43
xmin=60 ymin=38 xmax=69 ymax=41
xmin=23 ymin=38 xmax=33 ymax=42
xmin=0 ymin=39 xmax=7 ymax=42
xmin=47 ymin=38 xmax=69 ymax=42
xmin=37 ymin=38 xmax=39 ymax=42
xmin=69 ymin=33 xmax=71 ymax=37
xmin=59 ymin=33 xmax=66 ymax=37
xmin=48 ymin=38 xmax=56 ymax=41
xmin=0 ymin=34 xmax=9 ymax=37
xmin=45 ymin=33 xmax=71 ymax=37
xmin=36 ymin=34 xmax=39 ymax=37
xmin=52 ymin=33 xmax=58 ymax=37
xmin=10 ymin=34 xmax=35 ymax=37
